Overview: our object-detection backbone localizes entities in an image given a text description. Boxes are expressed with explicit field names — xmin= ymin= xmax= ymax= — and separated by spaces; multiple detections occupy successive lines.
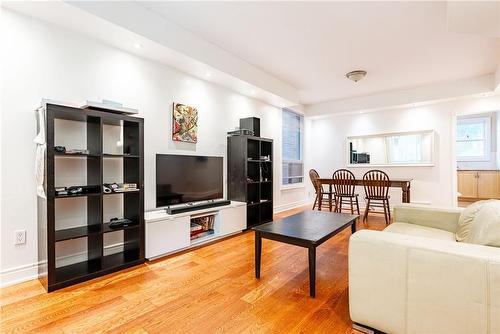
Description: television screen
xmin=156 ymin=154 xmax=223 ymax=207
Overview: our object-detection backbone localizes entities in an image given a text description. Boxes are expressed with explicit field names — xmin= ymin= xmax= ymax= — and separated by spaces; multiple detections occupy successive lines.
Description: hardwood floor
xmin=0 ymin=206 xmax=387 ymax=334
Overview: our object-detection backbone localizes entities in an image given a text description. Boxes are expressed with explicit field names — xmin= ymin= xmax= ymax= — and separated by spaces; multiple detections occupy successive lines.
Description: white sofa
xmin=348 ymin=204 xmax=500 ymax=334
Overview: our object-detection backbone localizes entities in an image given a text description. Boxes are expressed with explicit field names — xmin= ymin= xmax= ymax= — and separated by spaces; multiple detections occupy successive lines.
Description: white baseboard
xmin=0 ymin=243 xmax=124 ymax=288
xmin=0 ymin=262 xmax=40 ymax=288
xmin=273 ymin=199 xmax=312 ymax=213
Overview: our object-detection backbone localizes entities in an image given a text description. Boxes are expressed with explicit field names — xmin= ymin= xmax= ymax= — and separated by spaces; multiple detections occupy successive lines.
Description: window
xmin=456 ymin=117 xmax=491 ymax=161
xmin=386 ymin=134 xmax=423 ymax=164
xmin=282 ymin=109 xmax=304 ymax=185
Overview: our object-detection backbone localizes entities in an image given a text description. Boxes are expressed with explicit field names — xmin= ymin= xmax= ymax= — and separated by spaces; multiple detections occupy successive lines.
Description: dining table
xmin=317 ymin=177 xmax=413 ymax=208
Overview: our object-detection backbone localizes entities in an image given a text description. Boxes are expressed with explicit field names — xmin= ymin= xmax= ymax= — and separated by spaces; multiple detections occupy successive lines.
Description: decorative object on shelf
xmin=346 ymin=70 xmax=367 ymax=82
xmin=172 ymin=102 xmax=198 ymax=143
xmin=190 ymin=215 xmax=215 ymax=240
xmin=54 ymin=146 xmax=66 ymax=153
xmin=34 ymin=105 xmax=46 ymax=199
xmin=66 ymin=148 xmax=90 ymax=155
xmin=81 ymin=100 xmax=138 ymax=115
xmin=108 ymin=217 xmax=135 ymax=229
xmin=103 ymin=183 xmax=138 ymax=193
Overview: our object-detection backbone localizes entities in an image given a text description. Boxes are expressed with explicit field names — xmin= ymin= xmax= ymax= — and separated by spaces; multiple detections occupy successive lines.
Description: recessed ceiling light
xmin=133 ymin=43 xmax=142 ymax=49
xmin=205 ymin=71 xmax=212 ymax=77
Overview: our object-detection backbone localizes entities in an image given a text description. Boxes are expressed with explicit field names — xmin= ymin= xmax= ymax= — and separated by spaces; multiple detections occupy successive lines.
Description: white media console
xmin=145 ymin=201 xmax=246 ymax=260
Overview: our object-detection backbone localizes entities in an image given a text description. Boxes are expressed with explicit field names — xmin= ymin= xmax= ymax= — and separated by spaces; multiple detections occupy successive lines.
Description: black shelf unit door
xmin=227 ymin=135 xmax=273 ymax=228
xmin=38 ymin=103 xmax=144 ymax=292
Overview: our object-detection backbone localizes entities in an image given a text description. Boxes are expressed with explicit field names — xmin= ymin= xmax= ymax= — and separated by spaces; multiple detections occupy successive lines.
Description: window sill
xmin=281 ymin=183 xmax=306 ymax=191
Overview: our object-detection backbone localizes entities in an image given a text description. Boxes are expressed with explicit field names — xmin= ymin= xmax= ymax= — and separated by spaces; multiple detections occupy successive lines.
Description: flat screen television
xmin=156 ymin=154 xmax=224 ymax=207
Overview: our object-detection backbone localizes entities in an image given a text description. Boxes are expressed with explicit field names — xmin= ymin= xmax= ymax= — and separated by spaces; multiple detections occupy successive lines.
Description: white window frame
xmin=456 ymin=116 xmax=491 ymax=162
xmin=281 ymin=109 xmax=304 ymax=189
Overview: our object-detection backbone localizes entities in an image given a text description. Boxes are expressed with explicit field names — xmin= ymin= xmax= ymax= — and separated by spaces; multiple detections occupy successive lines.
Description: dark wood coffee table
xmin=252 ymin=210 xmax=358 ymax=298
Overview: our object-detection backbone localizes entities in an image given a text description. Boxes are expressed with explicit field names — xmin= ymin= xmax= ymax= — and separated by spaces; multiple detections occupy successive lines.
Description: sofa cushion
xmin=456 ymin=200 xmax=494 ymax=242
xmin=384 ymin=222 xmax=456 ymax=241
xmin=467 ymin=200 xmax=500 ymax=247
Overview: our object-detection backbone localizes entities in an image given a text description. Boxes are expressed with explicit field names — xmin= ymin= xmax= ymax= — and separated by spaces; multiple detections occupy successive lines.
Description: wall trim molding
xmin=0 ymin=262 xmax=40 ymax=288
xmin=274 ymin=200 xmax=312 ymax=213
xmin=0 ymin=243 xmax=124 ymax=288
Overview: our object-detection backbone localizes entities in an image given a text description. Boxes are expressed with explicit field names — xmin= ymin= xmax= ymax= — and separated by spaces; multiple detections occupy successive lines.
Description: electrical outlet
xmin=14 ymin=230 xmax=26 ymax=245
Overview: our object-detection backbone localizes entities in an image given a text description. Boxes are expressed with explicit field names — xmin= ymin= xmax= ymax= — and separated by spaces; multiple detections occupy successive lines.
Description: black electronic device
xmin=156 ymin=154 xmax=224 ymax=208
xmin=165 ymin=200 xmax=231 ymax=215
xmin=55 ymin=185 xmax=101 ymax=197
xmin=239 ymin=117 xmax=260 ymax=137
xmin=227 ymin=129 xmax=254 ymax=136
xmin=54 ymin=146 xmax=66 ymax=153
xmin=108 ymin=218 xmax=135 ymax=229
xmin=353 ymin=152 xmax=370 ymax=164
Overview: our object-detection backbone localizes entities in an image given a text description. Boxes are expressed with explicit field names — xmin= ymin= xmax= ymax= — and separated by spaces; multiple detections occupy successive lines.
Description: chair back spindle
xmin=332 ymin=169 xmax=356 ymax=196
xmin=363 ymin=170 xmax=390 ymax=199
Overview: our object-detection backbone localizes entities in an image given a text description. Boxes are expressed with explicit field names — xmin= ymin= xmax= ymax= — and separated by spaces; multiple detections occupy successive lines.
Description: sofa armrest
xmin=349 ymin=230 xmax=500 ymax=334
xmin=393 ymin=204 xmax=463 ymax=233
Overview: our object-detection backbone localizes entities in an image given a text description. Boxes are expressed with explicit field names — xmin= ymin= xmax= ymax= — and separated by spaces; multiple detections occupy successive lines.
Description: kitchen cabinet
xmin=458 ymin=170 xmax=500 ymax=200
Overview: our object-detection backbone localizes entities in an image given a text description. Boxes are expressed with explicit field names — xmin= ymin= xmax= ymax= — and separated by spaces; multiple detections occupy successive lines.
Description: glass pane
xmin=282 ymin=111 xmax=301 ymax=161
xmin=456 ymin=141 xmax=485 ymax=158
xmin=457 ymin=121 xmax=485 ymax=141
xmin=386 ymin=134 xmax=423 ymax=163
xmin=282 ymin=176 xmax=304 ymax=185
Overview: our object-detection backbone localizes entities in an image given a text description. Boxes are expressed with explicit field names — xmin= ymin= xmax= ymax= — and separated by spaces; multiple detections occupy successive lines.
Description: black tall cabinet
xmin=38 ymin=103 xmax=144 ymax=292
xmin=227 ymin=135 xmax=273 ymax=228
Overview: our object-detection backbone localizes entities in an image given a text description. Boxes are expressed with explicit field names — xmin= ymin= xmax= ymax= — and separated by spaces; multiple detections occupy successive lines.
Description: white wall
xmin=0 ymin=10 xmax=306 ymax=286
xmin=305 ymin=96 xmax=500 ymax=207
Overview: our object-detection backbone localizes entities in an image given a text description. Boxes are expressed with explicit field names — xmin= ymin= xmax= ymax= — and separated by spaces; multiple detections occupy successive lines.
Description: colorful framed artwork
xmin=172 ymin=102 xmax=198 ymax=143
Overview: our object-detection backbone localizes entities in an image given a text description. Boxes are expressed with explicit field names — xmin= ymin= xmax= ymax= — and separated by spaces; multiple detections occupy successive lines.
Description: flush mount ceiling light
xmin=346 ymin=70 xmax=367 ymax=82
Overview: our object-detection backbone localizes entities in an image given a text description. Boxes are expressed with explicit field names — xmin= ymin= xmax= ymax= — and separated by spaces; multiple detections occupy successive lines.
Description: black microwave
xmin=353 ymin=152 xmax=370 ymax=164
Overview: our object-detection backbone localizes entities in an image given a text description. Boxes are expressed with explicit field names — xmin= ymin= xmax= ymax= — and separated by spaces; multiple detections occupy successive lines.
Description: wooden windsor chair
xmin=332 ymin=169 xmax=360 ymax=215
xmin=362 ymin=170 xmax=391 ymax=225
xmin=309 ymin=169 xmax=333 ymax=211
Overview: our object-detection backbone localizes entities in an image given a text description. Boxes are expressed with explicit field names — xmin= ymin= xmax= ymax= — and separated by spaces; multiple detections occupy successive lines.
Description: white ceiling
xmin=140 ymin=1 xmax=500 ymax=105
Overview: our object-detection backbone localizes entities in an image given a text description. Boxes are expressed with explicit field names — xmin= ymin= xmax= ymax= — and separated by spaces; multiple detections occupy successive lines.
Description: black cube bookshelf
xmin=227 ymin=135 xmax=273 ymax=228
xmin=38 ymin=103 xmax=144 ymax=292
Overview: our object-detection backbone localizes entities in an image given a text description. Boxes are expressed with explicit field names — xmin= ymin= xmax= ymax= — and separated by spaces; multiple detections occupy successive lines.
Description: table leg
xmin=255 ymin=231 xmax=262 ymax=279
xmin=308 ymin=246 xmax=316 ymax=298
xmin=318 ymin=192 xmax=323 ymax=211
xmin=351 ymin=218 xmax=357 ymax=234
xmin=329 ymin=185 xmax=333 ymax=212
xmin=402 ymin=183 xmax=411 ymax=203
